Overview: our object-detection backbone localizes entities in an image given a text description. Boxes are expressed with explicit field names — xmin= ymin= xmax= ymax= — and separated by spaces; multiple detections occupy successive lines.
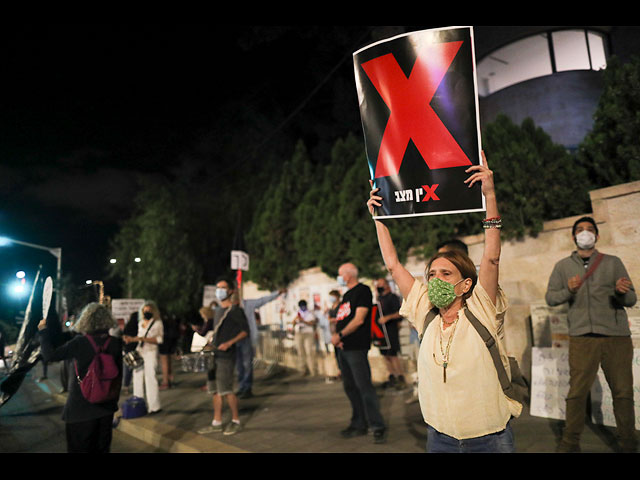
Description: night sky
xmin=0 ymin=24 xmax=415 ymax=306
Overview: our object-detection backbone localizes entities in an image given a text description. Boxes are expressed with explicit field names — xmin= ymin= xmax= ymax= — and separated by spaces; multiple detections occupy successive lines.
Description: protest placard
xmin=354 ymin=26 xmax=484 ymax=219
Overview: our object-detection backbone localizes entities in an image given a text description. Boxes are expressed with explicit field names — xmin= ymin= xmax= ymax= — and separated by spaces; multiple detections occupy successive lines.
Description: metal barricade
xmin=180 ymin=350 xmax=215 ymax=373
xmin=256 ymin=324 xmax=286 ymax=375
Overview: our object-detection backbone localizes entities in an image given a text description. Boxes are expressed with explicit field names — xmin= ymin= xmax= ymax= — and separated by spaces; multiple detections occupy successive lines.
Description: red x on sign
xmin=361 ymin=41 xmax=472 ymax=179
xmin=421 ymin=184 xmax=440 ymax=201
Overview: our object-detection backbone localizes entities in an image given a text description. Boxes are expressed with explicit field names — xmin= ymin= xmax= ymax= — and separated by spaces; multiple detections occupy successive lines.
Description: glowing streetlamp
xmin=0 ymin=236 xmax=62 ymax=314
xmin=109 ymin=257 xmax=141 ymax=298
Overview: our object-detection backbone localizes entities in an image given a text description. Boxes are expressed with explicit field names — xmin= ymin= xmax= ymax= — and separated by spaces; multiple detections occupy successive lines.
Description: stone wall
xmin=456 ymin=180 xmax=640 ymax=379
xmin=244 ymin=181 xmax=640 ymax=384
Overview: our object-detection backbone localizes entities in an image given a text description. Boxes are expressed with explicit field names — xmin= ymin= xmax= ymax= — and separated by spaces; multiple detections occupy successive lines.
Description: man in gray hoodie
xmin=546 ymin=216 xmax=637 ymax=453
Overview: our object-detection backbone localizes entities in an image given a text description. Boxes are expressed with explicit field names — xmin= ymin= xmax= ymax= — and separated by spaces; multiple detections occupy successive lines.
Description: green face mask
xmin=427 ymin=277 xmax=464 ymax=309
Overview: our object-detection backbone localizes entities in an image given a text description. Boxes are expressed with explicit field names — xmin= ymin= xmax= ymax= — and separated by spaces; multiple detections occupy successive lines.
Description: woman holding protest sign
xmin=38 ymin=302 xmax=123 ymax=453
xmin=367 ymin=152 xmax=522 ymax=453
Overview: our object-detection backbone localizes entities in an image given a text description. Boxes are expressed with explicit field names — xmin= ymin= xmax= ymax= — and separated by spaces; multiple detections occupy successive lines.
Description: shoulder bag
xmin=205 ymin=307 xmax=232 ymax=381
xmin=123 ymin=319 xmax=156 ymax=370
xmin=421 ymin=307 xmax=526 ymax=403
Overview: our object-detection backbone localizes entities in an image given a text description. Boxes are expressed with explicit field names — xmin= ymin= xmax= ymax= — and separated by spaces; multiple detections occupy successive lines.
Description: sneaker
xmin=223 ymin=421 xmax=241 ymax=436
xmin=395 ymin=376 xmax=407 ymax=390
xmin=340 ymin=426 xmax=367 ymax=438
xmin=373 ymin=429 xmax=387 ymax=444
xmin=381 ymin=375 xmax=396 ymax=389
xmin=197 ymin=423 xmax=223 ymax=434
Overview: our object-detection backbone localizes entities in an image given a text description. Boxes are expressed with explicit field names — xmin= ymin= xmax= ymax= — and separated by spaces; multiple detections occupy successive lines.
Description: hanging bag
xmin=75 ymin=335 xmax=121 ymax=404
xmin=421 ymin=306 xmax=526 ymax=403
xmin=204 ymin=307 xmax=232 ymax=382
xmin=123 ymin=319 xmax=156 ymax=370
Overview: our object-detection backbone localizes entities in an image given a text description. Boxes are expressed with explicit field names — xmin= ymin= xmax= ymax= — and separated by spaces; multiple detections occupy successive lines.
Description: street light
xmin=9 ymin=270 xmax=28 ymax=298
xmin=109 ymin=257 xmax=141 ymax=298
xmin=0 ymin=236 xmax=62 ymax=314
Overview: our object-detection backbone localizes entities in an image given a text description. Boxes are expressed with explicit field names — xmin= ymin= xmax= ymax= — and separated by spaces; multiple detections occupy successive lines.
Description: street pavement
xmin=31 ymin=357 xmax=629 ymax=454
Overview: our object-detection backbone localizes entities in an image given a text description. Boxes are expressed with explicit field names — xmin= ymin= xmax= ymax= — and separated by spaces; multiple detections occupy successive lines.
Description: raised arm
xmin=464 ymin=151 xmax=500 ymax=304
xmin=367 ymin=180 xmax=416 ymax=300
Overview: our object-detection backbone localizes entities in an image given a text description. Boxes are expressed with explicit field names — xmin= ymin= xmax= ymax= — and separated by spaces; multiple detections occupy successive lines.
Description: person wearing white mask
xmin=546 ymin=216 xmax=637 ymax=453
xmin=293 ymin=300 xmax=317 ymax=376
xmin=331 ymin=262 xmax=387 ymax=444
xmin=197 ymin=277 xmax=249 ymax=436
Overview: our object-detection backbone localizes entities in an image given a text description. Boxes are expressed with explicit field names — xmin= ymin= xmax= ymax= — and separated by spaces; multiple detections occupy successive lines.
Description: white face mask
xmin=337 ymin=276 xmax=347 ymax=287
xmin=575 ymin=230 xmax=596 ymax=250
xmin=215 ymin=288 xmax=229 ymax=301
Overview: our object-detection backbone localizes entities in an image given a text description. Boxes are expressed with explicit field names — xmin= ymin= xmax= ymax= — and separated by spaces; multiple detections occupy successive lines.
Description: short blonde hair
xmin=74 ymin=303 xmax=117 ymax=334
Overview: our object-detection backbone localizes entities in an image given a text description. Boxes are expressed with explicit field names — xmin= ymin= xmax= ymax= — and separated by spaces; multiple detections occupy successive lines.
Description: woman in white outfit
xmin=124 ymin=300 xmax=163 ymax=414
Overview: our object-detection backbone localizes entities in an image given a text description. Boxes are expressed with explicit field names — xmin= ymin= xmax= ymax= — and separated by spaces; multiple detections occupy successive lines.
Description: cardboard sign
xmin=531 ymin=346 xmax=640 ymax=430
xmin=42 ymin=276 xmax=53 ymax=318
xmin=354 ymin=26 xmax=484 ymax=219
xmin=371 ymin=304 xmax=391 ymax=349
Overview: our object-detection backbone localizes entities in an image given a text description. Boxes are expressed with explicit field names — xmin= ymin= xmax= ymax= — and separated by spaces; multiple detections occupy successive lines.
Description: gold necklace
xmin=432 ymin=313 xmax=460 ymax=383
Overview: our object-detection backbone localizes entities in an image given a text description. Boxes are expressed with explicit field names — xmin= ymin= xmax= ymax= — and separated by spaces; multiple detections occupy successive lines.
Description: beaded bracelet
xmin=482 ymin=216 xmax=502 ymax=229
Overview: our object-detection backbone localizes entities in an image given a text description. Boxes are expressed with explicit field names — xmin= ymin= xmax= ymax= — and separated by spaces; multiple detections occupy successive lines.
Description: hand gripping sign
xmin=353 ymin=26 xmax=485 ymax=219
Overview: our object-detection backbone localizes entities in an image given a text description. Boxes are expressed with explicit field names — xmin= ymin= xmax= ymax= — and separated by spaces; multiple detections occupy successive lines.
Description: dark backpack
xmin=75 ymin=335 xmax=121 ymax=404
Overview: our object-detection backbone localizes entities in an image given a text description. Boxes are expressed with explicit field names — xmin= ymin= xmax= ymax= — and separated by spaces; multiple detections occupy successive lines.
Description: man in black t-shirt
xmin=331 ymin=262 xmax=386 ymax=444
xmin=197 ymin=277 xmax=249 ymax=437
xmin=375 ymin=278 xmax=407 ymax=390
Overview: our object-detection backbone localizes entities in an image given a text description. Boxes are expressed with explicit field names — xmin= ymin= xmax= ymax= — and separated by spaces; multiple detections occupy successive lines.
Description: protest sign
xmin=354 ymin=26 xmax=484 ymax=219
xmin=530 ymin=347 xmax=570 ymax=420
xmin=531 ymin=346 xmax=640 ymax=429
xmin=111 ymin=298 xmax=145 ymax=330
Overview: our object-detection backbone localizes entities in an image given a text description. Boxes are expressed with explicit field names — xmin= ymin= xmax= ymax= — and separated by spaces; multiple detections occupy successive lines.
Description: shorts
xmin=212 ymin=356 xmax=235 ymax=396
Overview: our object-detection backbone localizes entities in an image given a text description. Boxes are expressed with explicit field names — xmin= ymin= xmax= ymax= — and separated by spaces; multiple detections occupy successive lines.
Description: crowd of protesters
xmin=29 ymin=152 xmax=637 ymax=453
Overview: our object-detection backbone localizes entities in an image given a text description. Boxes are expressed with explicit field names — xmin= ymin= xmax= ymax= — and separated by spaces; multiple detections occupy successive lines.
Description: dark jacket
xmin=39 ymin=328 xmax=123 ymax=423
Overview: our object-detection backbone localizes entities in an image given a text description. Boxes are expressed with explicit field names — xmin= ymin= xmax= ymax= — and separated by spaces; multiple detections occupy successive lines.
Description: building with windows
xmin=474 ymin=26 xmax=640 ymax=151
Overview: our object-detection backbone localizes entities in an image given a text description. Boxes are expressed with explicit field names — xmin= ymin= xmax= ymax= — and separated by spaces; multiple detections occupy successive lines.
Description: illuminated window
xmin=477 ymin=29 xmax=608 ymax=97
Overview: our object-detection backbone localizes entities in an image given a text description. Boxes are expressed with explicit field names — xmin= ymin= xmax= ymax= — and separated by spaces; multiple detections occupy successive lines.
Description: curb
xmin=38 ymin=378 xmax=247 ymax=453
xmin=115 ymin=416 xmax=248 ymax=453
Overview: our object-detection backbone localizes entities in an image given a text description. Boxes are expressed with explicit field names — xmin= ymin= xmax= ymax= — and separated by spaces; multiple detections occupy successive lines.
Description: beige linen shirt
xmin=400 ymin=279 xmax=522 ymax=439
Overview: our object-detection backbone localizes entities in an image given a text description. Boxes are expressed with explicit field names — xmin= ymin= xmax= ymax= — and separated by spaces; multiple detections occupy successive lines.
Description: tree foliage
xmin=107 ymin=179 xmax=204 ymax=316
xmin=245 ymin=140 xmax=315 ymax=289
xmin=482 ymin=114 xmax=591 ymax=238
xmin=577 ymin=55 xmax=640 ymax=187
xmin=110 ymin=57 xmax=640 ymax=299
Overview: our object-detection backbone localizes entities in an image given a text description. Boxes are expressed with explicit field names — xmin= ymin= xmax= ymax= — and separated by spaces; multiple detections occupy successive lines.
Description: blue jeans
xmin=336 ymin=349 xmax=385 ymax=432
xmin=235 ymin=337 xmax=254 ymax=393
xmin=426 ymin=422 xmax=515 ymax=453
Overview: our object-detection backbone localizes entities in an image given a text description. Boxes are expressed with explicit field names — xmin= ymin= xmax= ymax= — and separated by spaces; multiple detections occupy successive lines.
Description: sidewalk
xmin=42 ymin=358 xmax=624 ymax=454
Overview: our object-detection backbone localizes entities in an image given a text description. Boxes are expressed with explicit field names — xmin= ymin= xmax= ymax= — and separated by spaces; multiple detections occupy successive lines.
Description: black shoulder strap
xmin=143 ymin=320 xmax=156 ymax=338
xmin=463 ymin=307 xmax=516 ymax=400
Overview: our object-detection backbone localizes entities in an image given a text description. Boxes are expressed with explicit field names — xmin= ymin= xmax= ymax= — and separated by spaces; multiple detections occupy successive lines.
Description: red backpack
xmin=75 ymin=335 xmax=121 ymax=404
